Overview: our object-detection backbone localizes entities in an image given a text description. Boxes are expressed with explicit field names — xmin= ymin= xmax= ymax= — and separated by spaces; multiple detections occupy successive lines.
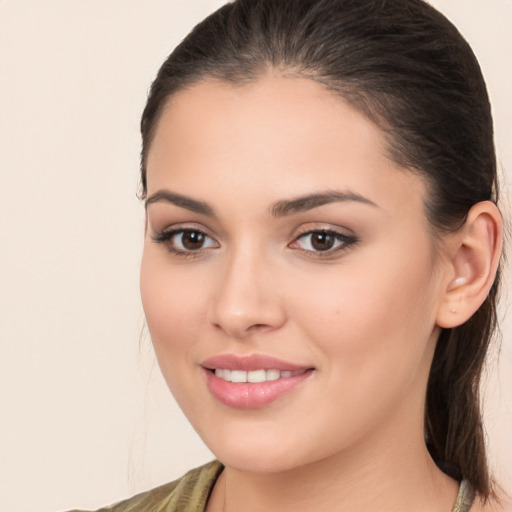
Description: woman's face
xmin=141 ymin=76 xmax=448 ymax=473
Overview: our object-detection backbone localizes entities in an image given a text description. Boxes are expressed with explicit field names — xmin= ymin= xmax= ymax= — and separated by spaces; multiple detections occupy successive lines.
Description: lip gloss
xmin=201 ymin=354 xmax=314 ymax=409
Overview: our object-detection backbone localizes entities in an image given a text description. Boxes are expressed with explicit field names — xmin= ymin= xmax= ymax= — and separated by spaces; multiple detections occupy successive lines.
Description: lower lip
xmin=204 ymin=369 xmax=314 ymax=409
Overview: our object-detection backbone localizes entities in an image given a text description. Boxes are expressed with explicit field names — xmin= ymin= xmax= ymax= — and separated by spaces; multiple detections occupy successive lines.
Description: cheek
xmin=282 ymin=252 xmax=439 ymax=448
xmin=292 ymin=242 xmax=439 ymax=384
xmin=140 ymin=249 xmax=208 ymax=361
xmin=140 ymin=250 xmax=214 ymax=419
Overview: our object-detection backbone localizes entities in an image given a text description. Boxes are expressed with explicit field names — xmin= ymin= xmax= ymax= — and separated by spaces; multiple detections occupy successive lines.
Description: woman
xmin=74 ymin=0 xmax=506 ymax=510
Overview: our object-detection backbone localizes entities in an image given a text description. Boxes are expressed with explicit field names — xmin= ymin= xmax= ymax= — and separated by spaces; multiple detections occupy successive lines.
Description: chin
xmin=197 ymin=424 xmax=323 ymax=474
xmin=214 ymin=447 xmax=303 ymax=474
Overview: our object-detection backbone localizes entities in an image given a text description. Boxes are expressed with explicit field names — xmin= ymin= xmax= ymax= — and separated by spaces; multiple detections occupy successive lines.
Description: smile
xmin=214 ymin=368 xmax=307 ymax=383
xmin=201 ymin=354 xmax=314 ymax=409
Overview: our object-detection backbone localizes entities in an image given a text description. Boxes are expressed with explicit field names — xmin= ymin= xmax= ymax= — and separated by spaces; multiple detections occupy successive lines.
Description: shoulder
xmin=67 ymin=460 xmax=223 ymax=512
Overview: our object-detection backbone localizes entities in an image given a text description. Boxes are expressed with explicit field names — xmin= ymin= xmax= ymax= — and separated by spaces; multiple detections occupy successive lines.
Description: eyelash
xmin=151 ymin=227 xmax=358 ymax=258
xmin=152 ymin=228 xmax=218 ymax=258
xmin=290 ymin=229 xmax=358 ymax=258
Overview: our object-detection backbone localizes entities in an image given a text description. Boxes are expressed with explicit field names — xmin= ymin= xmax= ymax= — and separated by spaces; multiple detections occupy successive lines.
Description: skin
xmin=140 ymin=75 xmax=503 ymax=512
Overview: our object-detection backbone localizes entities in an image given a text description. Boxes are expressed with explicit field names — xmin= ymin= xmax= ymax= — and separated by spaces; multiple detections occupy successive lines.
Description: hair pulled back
xmin=140 ymin=0 xmax=500 ymax=499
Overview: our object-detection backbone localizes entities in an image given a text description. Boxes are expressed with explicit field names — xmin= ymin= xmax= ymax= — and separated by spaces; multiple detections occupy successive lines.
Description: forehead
xmin=149 ymin=75 xmax=384 ymax=171
xmin=146 ymin=75 xmax=427 ymax=217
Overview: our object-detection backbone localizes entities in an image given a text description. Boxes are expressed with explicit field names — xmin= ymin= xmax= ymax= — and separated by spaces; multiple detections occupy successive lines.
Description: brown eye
xmin=310 ymin=232 xmax=336 ymax=251
xmin=291 ymin=229 xmax=357 ymax=255
xmin=181 ymin=230 xmax=206 ymax=250
xmin=152 ymin=228 xmax=218 ymax=254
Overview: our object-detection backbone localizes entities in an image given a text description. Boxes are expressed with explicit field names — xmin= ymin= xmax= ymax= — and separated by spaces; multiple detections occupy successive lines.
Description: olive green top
xmin=68 ymin=461 xmax=223 ymax=512
xmin=69 ymin=460 xmax=475 ymax=512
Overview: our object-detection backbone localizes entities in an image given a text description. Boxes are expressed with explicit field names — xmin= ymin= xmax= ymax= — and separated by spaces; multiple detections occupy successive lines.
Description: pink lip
xmin=201 ymin=354 xmax=314 ymax=409
xmin=201 ymin=354 xmax=309 ymax=372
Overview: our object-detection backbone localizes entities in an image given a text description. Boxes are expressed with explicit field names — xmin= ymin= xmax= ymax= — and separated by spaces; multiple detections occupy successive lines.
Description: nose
xmin=208 ymin=249 xmax=287 ymax=339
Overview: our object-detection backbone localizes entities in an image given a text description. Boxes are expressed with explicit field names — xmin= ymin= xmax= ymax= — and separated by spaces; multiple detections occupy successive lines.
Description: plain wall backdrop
xmin=0 ymin=1 xmax=510 ymax=511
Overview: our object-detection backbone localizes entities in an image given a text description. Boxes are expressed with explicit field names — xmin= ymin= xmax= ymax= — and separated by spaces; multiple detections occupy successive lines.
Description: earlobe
xmin=436 ymin=201 xmax=502 ymax=329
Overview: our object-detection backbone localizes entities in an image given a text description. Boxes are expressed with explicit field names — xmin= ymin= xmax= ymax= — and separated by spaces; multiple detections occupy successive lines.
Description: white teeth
xmin=266 ymin=369 xmax=280 ymax=381
xmin=213 ymin=368 xmax=305 ymax=383
xmin=214 ymin=368 xmax=229 ymax=380
xmin=230 ymin=370 xmax=247 ymax=383
xmin=247 ymin=369 xmax=267 ymax=383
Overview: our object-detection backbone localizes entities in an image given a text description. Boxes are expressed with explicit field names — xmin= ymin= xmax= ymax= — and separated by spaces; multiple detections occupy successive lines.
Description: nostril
xmin=247 ymin=323 xmax=271 ymax=332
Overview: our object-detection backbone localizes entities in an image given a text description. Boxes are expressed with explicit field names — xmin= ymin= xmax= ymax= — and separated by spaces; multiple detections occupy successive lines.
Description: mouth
xmin=212 ymin=368 xmax=307 ymax=383
xmin=201 ymin=354 xmax=315 ymax=409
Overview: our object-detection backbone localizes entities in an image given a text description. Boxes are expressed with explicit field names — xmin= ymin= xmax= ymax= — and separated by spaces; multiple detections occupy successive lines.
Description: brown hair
xmin=140 ymin=0 xmax=500 ymax=499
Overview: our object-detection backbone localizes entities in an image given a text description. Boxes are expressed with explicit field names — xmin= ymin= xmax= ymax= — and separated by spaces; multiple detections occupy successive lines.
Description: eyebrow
xmin=145 ymin=189 xmax=378 ymax=217
xmin=270 ymin=191 xmax=378 ymax=217
xmin=145 ymin=190 xmax=215 ymax=216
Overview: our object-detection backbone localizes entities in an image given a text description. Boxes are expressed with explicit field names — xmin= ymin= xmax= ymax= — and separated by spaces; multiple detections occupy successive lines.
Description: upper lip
xmin=201 ymin=354 xmax=311 ymax=372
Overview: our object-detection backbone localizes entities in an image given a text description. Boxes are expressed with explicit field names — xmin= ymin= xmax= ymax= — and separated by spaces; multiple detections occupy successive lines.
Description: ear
xmin=436 ymin=201 xmax=503 ymax=329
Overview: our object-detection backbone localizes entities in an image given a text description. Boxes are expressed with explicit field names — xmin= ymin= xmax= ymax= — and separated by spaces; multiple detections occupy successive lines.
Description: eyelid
xmin=292 ymin=222 xmax=356 ymax=238
xmin=151 ymin=224 xmax=220 ymax=257
xmin=288 ymin=226 xmax=358 ymax=257
xmin=150 ymin=222 xmax=357 ymax=259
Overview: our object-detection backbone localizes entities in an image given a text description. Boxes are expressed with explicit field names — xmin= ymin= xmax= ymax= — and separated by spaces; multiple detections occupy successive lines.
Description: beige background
xmin=0 ymin=1 xmax=510 ymax=511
